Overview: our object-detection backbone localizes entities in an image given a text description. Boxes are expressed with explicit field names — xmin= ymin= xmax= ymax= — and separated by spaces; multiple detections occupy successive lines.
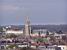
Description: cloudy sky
xmin=0 ymin=0 xmax=67 ymax=25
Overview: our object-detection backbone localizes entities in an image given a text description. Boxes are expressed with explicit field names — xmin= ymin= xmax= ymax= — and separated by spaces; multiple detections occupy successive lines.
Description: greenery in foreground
xmin=20 ymin=47 xmax=37 ymax=50
xmin=7 ymin=45 xmax=36 ymax=50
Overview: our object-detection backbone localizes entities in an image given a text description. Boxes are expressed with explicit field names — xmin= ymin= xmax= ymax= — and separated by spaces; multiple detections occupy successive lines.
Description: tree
xmin=0 ymin=27 xmax=3 ymax=32
xmin=46 ymin=31 xmax=49 ymax=35
xmin=7 ymin=44 xmax=18 ymax=49
xmin=20 ymin=47 xmax=36 ymax=50
xmin=6 ymin=34 xmax=17 ymax=38
xmin=38 ymin=31 xmax=41 ymax=37
xmin=37 ymin=38 xmax=43 ymax=42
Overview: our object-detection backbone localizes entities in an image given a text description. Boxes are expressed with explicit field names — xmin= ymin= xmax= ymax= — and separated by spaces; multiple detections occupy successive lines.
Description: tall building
xmin=24 ymin=16 xmax=31 ymax=36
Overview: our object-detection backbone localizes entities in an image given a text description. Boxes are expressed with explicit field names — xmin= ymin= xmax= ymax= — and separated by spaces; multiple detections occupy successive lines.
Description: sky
xmin=0 ymin=0 xmax=67 ymax=25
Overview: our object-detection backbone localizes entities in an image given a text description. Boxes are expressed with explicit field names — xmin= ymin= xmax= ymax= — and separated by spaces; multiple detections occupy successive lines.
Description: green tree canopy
xmin=6 ymin=34 xmax=17 ymax=38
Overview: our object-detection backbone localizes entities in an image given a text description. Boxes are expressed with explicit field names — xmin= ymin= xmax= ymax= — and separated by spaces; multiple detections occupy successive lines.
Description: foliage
xmin=0 ymin=27 xmax=3 ymax=32
xmin=43 ymin=38 xmax=48 ymax=42
xmin=36 ymin=38 xmax=48 ymax=42
xmin=7 ymin=44 xmax=18 ymax=49
xmin=37 ymin=38 xmax=43 ymax=42
xmin=20 ymin=47 xmax=36 ymax=50
xmin=6 ymin=34 xmax=17 ymax=38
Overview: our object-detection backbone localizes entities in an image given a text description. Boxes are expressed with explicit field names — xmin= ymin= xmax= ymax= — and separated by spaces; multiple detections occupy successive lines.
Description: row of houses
xmin=0 ymin=44 xmax=67 ymax=50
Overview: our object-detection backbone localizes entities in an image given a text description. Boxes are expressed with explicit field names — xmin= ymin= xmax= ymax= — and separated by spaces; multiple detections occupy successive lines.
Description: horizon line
xmin=1 ymin=23 xmax=67 ymax=26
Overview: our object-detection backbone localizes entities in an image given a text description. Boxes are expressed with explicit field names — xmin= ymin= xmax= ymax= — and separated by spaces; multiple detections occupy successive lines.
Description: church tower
xmin=24 ymin=16 xmax=31 ymax=36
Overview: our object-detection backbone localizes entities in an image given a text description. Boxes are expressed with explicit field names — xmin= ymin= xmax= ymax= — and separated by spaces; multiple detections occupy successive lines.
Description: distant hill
xmin=31 ymin=25 xmax=67 ymax=32
xmin=17 ymin=25 xmax=67 ymax=32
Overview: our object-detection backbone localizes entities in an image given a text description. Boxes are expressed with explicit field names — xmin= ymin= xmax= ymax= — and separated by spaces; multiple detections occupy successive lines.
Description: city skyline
xmin=0 ymin=0 xmax=67 ymax=25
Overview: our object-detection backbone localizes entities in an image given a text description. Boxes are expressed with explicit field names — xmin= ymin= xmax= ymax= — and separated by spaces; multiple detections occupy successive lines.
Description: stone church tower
xmin=24 ymin=16 xmax=31 ymax=36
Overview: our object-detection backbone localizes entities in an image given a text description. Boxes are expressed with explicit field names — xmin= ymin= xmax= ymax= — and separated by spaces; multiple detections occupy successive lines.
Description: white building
xmin=54 ymin=32 xmax=66 ymax=39
xmin=5 ymin=30 xmax=23 ymax=35
xmin=57 ymin=45 xmax=67 ymax=50
xmin=32 ymin=29 xmax=53 ymax=37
